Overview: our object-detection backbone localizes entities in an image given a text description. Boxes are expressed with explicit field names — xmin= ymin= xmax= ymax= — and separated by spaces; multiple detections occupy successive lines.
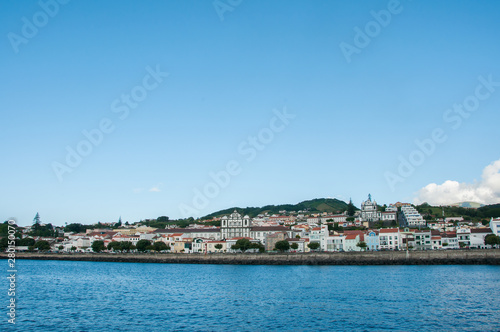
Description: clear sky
xmin=2 ymin=0 xmax=500 ymax=226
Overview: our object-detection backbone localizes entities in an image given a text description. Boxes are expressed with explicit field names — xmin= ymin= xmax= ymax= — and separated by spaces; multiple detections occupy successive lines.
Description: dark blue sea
xmin=4 ymin=260 xmax=500 ymax=331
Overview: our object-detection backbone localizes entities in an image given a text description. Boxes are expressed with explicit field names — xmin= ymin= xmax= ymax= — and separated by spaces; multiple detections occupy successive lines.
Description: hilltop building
xmin=360 ymin=194 xmax=379 ymax=223
xmin=401 ymin=205 xmax=425 ymax=227
xmin=490 ymin=217 xmax=500 ymax=236
xmin=360 ymin=194 xmax=397 ymax=225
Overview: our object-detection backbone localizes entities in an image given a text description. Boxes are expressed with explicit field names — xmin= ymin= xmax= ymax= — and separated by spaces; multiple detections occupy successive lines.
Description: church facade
xmin=220 ymin=211 xmax=251 ymax=239
xmin=360 ymin=194 xmax=397 ymax=224
xmin=360 ymin=194 xmax=381 ymax=222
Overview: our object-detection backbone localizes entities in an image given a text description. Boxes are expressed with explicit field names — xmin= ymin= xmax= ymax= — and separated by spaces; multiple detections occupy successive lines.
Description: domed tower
xmin=361 ymin=194 xmax=381 ymax=223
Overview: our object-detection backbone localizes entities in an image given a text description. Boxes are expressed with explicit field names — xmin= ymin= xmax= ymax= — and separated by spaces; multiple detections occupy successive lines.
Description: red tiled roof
xmin=470 ymin=228 xmax=492 ymax=233
xmin=154 ymin=228 xmax=219 ymax=234
xmin=380 ymin=228 xmax=399 ymax=233
xmin=251 ymin=226 xmax=290 ymax=231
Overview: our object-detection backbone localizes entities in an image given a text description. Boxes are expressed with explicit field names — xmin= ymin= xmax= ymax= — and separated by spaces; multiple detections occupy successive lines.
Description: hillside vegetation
xmin=201 ymin=198 xmax=350 ymax=220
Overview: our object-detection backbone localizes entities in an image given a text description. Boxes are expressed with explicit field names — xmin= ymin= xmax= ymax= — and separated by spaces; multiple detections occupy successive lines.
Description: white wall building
xmin=221 ymin=211 xmax=251 ymax=240
xmin=379 ymin=228 xmax=401 ymax=250
xmin=401 ymin=206 xmax=425 ymax=227
xmin=469 ymin=228 xmax=493 ymax=249
xmin=489 ymin=218 xmax=500 ymax=236
xmin=360 ymin=194 xmax=381 ymax=223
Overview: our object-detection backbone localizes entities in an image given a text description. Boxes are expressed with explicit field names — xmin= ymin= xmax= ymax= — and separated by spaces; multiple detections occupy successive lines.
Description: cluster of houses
xmin=15 ymin=211 xmax=500 ymax=253
xmin=12 ymin=196 xmax=500 ymax=253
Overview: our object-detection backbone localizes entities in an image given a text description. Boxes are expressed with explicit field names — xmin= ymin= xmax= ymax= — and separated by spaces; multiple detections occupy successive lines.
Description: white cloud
xmin=414 ymin=159 xmax=500 ymax=205
xmin=149 ymin=183 xmax=162 ymax=192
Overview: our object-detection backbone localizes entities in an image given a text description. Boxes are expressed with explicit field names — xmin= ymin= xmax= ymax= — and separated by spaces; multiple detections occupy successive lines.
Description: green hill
xmin=416 ymin=202 xmax=500 ymax=222
xmin=201 ymin=198 xmax=350 ymax=220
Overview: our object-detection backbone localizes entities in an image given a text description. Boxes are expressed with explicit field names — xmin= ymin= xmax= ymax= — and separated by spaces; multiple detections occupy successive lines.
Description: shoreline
xmin=3 ymin=250 xmax=500 ymax=265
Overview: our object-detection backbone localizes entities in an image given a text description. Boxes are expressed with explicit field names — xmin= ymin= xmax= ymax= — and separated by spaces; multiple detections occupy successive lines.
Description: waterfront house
xmin=456 ymin=227 xmax=471 ymax=248
xmin=469 ymin=228 xmax=493 ymax=249
xmin=325 ymin=234 xmax=344 ymax=252
xmin=251 ymin=226 xmax=292 ymax=248
xmin=379 ymin=228 xmax=401 ymax=250
xmin=286 ymin=238 xmax=306 ymax=252
xmin=343 ymin=234 xmax=362 ymax=251
xmin=441 ymin=232 xmax=459 ymax=249
xmin=431 ymin=235 xmax=443 ymax=250
xmin=153 ymin=228 xmax=221 ymax=241
xmin=414 ymin=230 xmax=432 ymax=250
xmin=365 ymin=230 xmax=379 ymax=251
xmin=205 ymin=240 xmax=227 ymax=253
xmin=400 ymin=228 xmax=416 ymax=250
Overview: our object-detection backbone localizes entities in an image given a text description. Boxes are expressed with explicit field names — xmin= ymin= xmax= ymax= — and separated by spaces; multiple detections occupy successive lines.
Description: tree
xmin=120 ymin=241 xmax=134 ymax=252
xmin=114 ymin=217 xmax=122 ymax=229
xmin=356 ymin=241 xmax=367 ymax=251
xmin=157 ymin=216 xmax=169 ymax=223
xmin=18 ymin=238 xmax=35 ymax=246
xmin=107 ymin=241 xmax=122 ymax=251
xmin=308 ymin=242 xmax=320 ymax=250
xmin=232 ymin=238 xmax=252 ymax=252
xmin=136 ymin=239 xmax=152 ymax=252
xmin=274 ymin=240 xmax=290 ymax=252
xmin=91 ymin=241 xmax=106 ymax=253
xmin=153 ymin=241 xmax=169 ymax=251
xmin=70 ymin=246 xmax=77 ymax=251
xmin=34 ymin=240 xmax=51 ymax=251
xmin=485 ymin=234 xmax=500 ymax=247
xmin=214 ymin=244 xmax=223 ymax=251
xmin=290 ymin=243 xmax=299 ymax=250
xmin=347 ymin=199 xmax=355 ymax=217
xmin=58 ymin=245 xmax=64 ymax=250
xmin=64 ymin=223 xmax=91 ymax=234
xmin=33 ymin=213 xmax=41 ymax=225
xmin=0 ymin=237 xmax=9 ymax=251
xmin=249 ymin=242 xmax=265 ymax=252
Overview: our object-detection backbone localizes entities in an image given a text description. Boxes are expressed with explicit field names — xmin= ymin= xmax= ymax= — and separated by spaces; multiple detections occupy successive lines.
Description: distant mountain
xmin=448 ymin=202 xmax=485 ymax=208
xmin=201 ymin=198 xmax=350 ymax=220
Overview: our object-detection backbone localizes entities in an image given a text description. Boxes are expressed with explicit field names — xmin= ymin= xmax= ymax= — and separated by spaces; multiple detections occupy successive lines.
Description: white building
xmin=441 ymin=232 xmax=459 ymax=249
xmin=309 ymin=225 xmax=329 ymax=251
xmin=326 ymin=235 xmax=344 ymax=252
xmin=344 ymin=234 xmax=362 ymax=251
xmin=360 ymin=194 xmax=381 ymax=223
xmin=221 ymin=211 xmax=251 ymax=240
xmin=456 ymin=228 xmax=471 ymax=248
xmin=489 ymin=218 xmax=500 ymax=236
xmin=469 ymin=228 xmax=493 ymax=249
xmin=401 ymin=206 xmax=425 ymax=227
xmin=251 ymin=226 xmax=291 ymax=247
xmin=379 ymin=228 xmax=401 ymax=250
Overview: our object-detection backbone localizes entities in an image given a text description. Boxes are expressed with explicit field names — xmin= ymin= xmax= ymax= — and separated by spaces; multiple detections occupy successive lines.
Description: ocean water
xmin=4 ymin=260 xmax=500 ymax=331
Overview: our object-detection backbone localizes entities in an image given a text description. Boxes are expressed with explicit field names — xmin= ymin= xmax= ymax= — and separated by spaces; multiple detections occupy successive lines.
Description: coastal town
xmin=5 ymin=195 xmax=500 ymax=254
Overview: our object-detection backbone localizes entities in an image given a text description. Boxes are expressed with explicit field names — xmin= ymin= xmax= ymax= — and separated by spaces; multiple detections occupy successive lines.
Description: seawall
xmin=3 ymin=250 xmax=500 ymax=265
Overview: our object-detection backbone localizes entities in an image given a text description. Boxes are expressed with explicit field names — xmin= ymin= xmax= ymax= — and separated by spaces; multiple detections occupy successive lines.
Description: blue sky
xmin=2 ymin=0 xmax=500 ymax=226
